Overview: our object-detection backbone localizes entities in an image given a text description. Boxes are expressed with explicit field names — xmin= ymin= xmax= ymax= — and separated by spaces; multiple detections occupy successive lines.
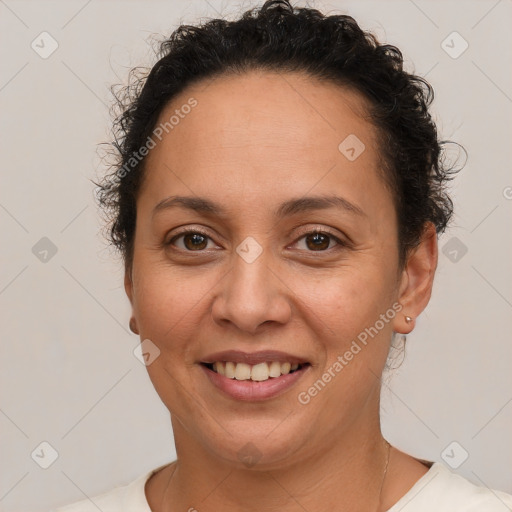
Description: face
xmin=125 ymin=70 xmax=431 ymax=469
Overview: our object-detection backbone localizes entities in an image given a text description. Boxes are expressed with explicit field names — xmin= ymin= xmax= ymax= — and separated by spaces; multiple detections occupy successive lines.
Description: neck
xmin=158 ymin=414 xmax=391 ymax=512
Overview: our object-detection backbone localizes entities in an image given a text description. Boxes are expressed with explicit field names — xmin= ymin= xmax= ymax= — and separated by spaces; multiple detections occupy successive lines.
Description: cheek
xmin=131 ymin=264 xmax=213 ymax=413
xmin=131 ymin=261 xmax=212 ymax=349
xmin=294 ymin=266 xmax=396 ymax=343
xmin=298 ymin=272 xmax=396 ymax=403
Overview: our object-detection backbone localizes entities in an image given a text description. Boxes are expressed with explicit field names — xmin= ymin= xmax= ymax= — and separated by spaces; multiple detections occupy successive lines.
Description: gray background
xmin=1 ymin=0 xmax=511 ymax=510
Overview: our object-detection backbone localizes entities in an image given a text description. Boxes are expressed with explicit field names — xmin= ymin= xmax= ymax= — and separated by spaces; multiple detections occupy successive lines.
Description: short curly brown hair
xmin=97 ymin=0 xmax=461 ymax=272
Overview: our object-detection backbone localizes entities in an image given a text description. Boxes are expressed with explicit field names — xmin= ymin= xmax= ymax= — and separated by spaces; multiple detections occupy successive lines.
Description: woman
xmin=54 ymin=0 xmax=512 ymax=510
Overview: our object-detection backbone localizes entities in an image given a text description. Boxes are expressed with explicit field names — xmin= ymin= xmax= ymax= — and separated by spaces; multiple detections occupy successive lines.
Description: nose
xmin=210 ymin=247 xmax=292 ymax=335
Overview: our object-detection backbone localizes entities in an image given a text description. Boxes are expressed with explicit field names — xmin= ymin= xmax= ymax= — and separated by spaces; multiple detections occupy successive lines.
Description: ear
xmin=124 ymin=266 xmax=139 ymax=335
xmin=393 ymin=222 xmax=438 ymax=334
xmin=124 ymin=266 xmax=134 ymax=304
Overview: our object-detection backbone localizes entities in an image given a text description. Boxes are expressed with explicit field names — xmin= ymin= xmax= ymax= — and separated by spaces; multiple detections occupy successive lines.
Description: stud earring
xmin=405 ymin=316 xmax=412 ymax=323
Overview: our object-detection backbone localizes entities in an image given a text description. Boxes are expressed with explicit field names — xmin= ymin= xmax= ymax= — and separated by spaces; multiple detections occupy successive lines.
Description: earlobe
xmin=129 ymin=317 xmax=139 ymax=335
xmin=394 ymin=223 xmax=438 ymax=334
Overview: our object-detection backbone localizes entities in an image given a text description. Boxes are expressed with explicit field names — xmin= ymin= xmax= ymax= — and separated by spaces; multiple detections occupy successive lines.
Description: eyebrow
xmin=152 ymin=194 xmax=366 ymax=219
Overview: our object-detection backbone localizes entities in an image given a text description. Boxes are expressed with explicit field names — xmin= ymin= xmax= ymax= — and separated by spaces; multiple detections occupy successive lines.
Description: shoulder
xmin=389 ymin=462 xmax=512 ymax=512
xmin=50 ymin=464 xmax=169 ymax=512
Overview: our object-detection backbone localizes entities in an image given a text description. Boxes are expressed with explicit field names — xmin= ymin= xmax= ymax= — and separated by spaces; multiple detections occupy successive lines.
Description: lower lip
xmin=201 ymin=364 xmax=309 ymax=401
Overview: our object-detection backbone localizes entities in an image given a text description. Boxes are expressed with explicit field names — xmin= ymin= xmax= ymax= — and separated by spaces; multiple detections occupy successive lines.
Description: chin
xmin=193 ymin=419 xmax=315 ymax=471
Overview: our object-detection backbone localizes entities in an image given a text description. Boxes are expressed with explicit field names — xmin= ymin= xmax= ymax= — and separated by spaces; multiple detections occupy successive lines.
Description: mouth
xmin=199 ymin=350 xmax=311 ymax=401
xmin=201 ymin=361 xmax=307 ymax=381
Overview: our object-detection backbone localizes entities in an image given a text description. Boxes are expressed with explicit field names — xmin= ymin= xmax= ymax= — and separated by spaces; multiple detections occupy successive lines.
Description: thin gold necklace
xmin=377 ymin=440 xmax=392 ymax=511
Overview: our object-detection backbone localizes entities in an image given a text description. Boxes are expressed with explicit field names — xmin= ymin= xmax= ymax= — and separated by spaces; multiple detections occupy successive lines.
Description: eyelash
xmin=166 ymin=227 xmax=348 ymax=253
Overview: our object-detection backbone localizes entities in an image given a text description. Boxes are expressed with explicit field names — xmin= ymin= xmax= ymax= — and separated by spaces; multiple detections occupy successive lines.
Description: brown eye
xmin=305 ymin=232 xmax=330 ymax=251
xmin=183 ymin=233 xmax=208 ymax=250
xmin=169 ymin=231 xmax=213 ymax=251
xmin=295 ymin=231 xmax=344 ymax=252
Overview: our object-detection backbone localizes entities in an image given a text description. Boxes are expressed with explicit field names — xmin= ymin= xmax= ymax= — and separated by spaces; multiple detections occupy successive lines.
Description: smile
xmin=199 ymin=350 xmax=311 ymax=401
xmin=204 ymin=361 xmax=304 ymax=381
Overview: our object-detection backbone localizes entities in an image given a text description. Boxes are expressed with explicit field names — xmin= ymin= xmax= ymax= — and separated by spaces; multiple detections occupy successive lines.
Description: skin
xmin=124 ymin=70 xmax=438 ymax=511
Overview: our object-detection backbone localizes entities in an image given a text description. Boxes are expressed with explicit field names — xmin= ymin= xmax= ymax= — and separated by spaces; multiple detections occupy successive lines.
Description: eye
xmin=293 ymin=230 xmax=346 ymax=252
xmin=167 ymin=230 xmax=217 ymax=251
xmin=166 ymin=228 xmax=347 ymax=253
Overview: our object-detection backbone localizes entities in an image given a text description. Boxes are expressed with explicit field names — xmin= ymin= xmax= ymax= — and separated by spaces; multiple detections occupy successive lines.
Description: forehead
xmin=156 ymin=70 xmax=375 ymax=160
xmin=139 ymin=70 xmax=392 ymax=223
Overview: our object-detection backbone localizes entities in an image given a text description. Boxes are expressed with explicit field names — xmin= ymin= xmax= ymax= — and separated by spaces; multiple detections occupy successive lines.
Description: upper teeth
xmin=212 ymin=361 xmax=300 ymax=381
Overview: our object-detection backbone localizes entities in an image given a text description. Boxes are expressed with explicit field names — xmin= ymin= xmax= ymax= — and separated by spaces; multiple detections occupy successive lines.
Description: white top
xmin=53 ymin=462 xmax=512 ymax=512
